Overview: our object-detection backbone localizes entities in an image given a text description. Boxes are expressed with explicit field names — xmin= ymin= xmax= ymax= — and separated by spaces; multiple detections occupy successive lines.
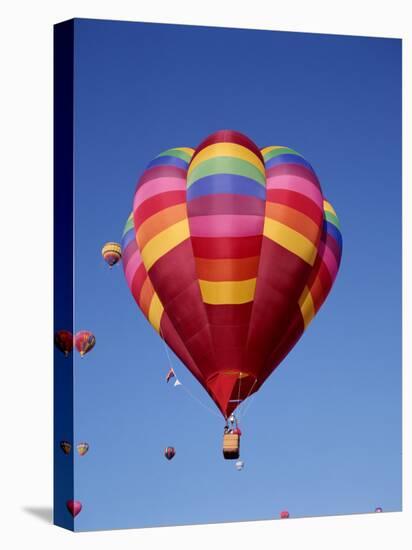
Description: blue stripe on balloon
xmin=325 ymin=221 xmax=342 ymax=248
xmin=265 ymin=154 xmax=314 ymax=171
xmin=187 ymin=174 xmax=266 ymax=201
xmin=121 ymin=228 xmax=136 ymax=249
xmin=146 ymin=156 xmax=189 ymax=170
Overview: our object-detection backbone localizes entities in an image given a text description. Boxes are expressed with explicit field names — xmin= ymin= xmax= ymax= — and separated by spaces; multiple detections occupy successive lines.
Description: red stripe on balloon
xmin=191 ymin=235 xmax=262 ymax=259
xmin=134 ymin=191 xmax=186 ymax=223
xmin=324 ymin=232 xmax=341 ymax=264
xmin=203 ymin=302 xmax=253 ymax=325
xmin=266 ymin=163 xmax=321 ymax=189
xmin=266 ymin=189 xmax=323 ymax=225
xmin=191 ymin=129 xmax=264 ymax=163
xmin=130 ymin=263 xmax=148 ymax=305
xmin=187 ymin=194 xmax=264 ymax=217
xmin=136 ymin=165 xmax=187 ymax=189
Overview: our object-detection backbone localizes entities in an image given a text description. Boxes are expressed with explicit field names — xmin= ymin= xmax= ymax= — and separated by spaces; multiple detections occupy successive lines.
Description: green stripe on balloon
xmin=325 ymin=210 xmax=340 ymax=228
xmin=187 ymin=157 xmax=266 ymax=187
xmin=122 ymin=214 xmax=134 ymax=236
xmin=157 ymin=148 xmax=192 ymax=162
xmin=263 ymin=147 xmax=302 ymax=162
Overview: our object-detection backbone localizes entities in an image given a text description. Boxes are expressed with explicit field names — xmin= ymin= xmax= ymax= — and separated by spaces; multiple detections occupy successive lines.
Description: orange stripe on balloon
xmin=136 ymin=203 xmax=187 ymax=250
xmin=265 ymin=202 xmax=320 ymax=245
xmin=309 ymin=275 xmax=326 ymax=311
xmin=139 ymin=276 xmax=155 ymax=315
xmin=195 ymin=256 xmax=260 ymax=282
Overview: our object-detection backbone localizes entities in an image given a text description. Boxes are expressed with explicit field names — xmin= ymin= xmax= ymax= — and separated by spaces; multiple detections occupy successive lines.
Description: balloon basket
xmin=223 ymin=433 xmax=240 ymax=460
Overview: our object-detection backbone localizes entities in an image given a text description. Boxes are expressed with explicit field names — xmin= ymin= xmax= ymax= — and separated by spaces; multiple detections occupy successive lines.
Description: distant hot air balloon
xmin=164 ymin=447 xmax=176 ymax=460
xmin=375 ymin=507 xmax=383 ymax=513
xmin=60 ymin=441 xmax=72 ymax=455
xmin=235 ymin=460 xmax=244 ymax=471
xmin=76 ymin=442 xmax=89 ymax=456
xmin=74 ymin=331 xmax=96 ymax=357
xmin=66 ymin=500 xmax=82 ymax=517
xmin=102 ymin=242 xmax=122 ymax=267
xmin=54 ymin=330 xmax=73 ymax=357
xmin=121 ymin=130 xmax=342 ymax=454
xmin=280 ymin=510 xmax=290 ymax=519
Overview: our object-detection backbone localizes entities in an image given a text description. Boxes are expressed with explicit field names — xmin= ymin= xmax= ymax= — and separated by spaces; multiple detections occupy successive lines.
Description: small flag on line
xmin=166 ymin=368 xmax=175 ymax=383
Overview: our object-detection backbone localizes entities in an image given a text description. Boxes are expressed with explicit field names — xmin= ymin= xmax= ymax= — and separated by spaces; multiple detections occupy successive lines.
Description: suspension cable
xmin=158 ymin=327 xmax=221 ymax=419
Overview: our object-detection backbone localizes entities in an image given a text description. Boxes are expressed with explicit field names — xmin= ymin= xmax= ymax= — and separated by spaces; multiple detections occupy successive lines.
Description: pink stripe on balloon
xmin=125 ymin=248 xmax=143 ymax=287
xmin=134 ymin=177 xmax=186 ymax=208
xmin=189 ymin=215 xmax=263 ymax=238
xmin=318 ymin=241 xmax=338 ymax=280
xmin=266 ymin=174 xmax=323 ymax=209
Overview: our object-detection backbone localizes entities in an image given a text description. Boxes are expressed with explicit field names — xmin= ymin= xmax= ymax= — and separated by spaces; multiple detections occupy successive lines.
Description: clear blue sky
xmin=70 ymin=18 xmax=401 ymax=531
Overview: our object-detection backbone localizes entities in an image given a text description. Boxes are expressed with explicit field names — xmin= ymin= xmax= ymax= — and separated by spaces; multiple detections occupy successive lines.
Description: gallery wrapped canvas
xmin=54 ymin=18 xmax=401 ymax=531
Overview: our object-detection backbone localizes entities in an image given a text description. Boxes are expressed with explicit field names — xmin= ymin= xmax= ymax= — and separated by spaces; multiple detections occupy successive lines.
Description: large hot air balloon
xmin=122 ymin=130 xmax=342 ymax=434
xmin=76 ymin=442 xmax=89 ymax=456
xmin=54 ymin=330 xmax=73 ymax=357
xmin=66 ymin=500 xmax=82 ymax=517
xmin=60 ymin=441 xmax=72 ymax=455
xmin=74 ymin=331 xmax=96 ymax=357
xmin=164 ymin=447 xmax=176 ymax=460
xmin=102 ymin=242 xmax=122 ymax=267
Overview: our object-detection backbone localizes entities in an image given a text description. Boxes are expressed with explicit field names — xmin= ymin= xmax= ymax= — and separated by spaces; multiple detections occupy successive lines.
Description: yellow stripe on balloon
xmin=298 ymin=286 xmax=316 ymax=328
xmin=175 ymin=147 xmax=195 ymax=156
xmin=141 ymin=219 xmax=190 ymax=270
xmin=136 ymin=203 xmax=187 ymax=250
xmin=263 ymin=217 xmax=318 ymax=266
xmin=148 ymin=293 xmax=164 ymax=333
xmin=260 ymin=146 xmax=284 ymax=156
xmin=188 ymin=143 xmax=265 ymax=177
xmin=199 ymin=278 xmax=256 ymax=305
xmin=323 ymin=200 xmax=337 ymax=216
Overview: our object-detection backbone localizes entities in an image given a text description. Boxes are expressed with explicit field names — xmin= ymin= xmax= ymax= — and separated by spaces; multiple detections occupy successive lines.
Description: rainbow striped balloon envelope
xmin=122 ymin=130 xmax=342 ymax=418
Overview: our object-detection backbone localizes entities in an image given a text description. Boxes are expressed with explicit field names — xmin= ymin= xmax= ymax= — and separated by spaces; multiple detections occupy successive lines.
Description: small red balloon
xmin=280 ymin=510 xmax=290 ymax=519
xmin=54 ymin=330 xmax=73 ymax=357
xmin=66 ymin=500 xmax=82 ymax=517
xmin=164 ymin=447 xmax=176 ymax=460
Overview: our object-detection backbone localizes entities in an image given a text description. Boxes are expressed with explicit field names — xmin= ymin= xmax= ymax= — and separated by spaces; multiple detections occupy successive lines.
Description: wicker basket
xmin=223 ymin=433 xmax=240 ymax=459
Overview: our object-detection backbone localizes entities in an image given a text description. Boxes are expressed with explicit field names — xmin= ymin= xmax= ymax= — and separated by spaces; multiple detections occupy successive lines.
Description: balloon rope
xmin=178 ymin=382 xmax=221 ymax=419
xmin=158 ymin=328 xmax=221 ymax=420
xmin=237 ymin=379 xmax=257 ymax=421
xmin=235 ymin=373 xmax=242 ymax=418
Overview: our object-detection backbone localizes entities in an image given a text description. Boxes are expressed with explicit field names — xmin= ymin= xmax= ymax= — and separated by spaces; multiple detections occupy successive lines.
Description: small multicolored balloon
xmin=74 ymin=331 xmax=96 ymax=357
xmin=164 ymin=447 xmax=176 ymax=460
xmin=54 ymin=330 xmax=73 ymax=357
xmin=280 ymin=510 xmax=290 ymax=519
xmin=77 ymin=442 xmax=89 ymax=456
xmin=66 ymin=500 xmax=82 ymax=517
xmin=375 ymin=507 xmax=383 ymax=513
xmin=60 ymin=441 xmax=72 ymax=455
xmin=102 ymin=242 xmax=122 ymax=267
